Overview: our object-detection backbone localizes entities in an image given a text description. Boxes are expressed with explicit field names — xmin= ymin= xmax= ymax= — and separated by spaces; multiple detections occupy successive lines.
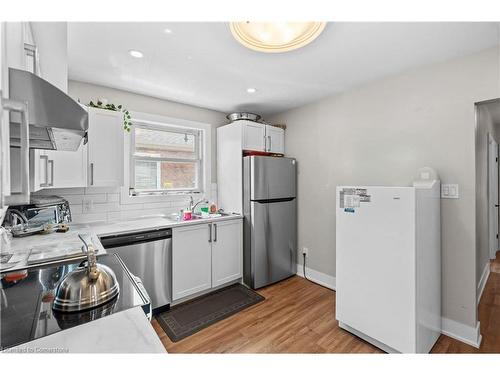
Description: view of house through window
xmin=131 ymin=123 xmax=202 ymax=193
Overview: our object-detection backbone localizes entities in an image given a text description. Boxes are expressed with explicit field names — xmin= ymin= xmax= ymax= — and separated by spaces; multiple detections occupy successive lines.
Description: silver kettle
xmin=52 ymin=234 xmax=120 ymax=312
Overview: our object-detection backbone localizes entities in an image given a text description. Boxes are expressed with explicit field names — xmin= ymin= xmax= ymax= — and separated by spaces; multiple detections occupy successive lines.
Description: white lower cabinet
xmin=211 ymin=220 xmax=243 ymax=288
xmin=172 ymin=219 xmax=243 ymax=301
xmin=172 ymin=223 xmax=213 ymax=301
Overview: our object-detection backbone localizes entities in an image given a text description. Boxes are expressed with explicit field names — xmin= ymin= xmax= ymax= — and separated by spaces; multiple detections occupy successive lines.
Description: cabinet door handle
xmin=2 ymin=97 xmax=30 ymax=205
xmin=268 ymin=135 xmax=272 ymax=151
xmin=90 ymin=163 xmax=94 ymax=186
xmin=48 ymin=160 xmax=54 ymax=187
xmin=208 ymin=223 xmax=212 ymax=243
xmin=214 ymin=223 xmax=217 ymax=242
xmin=40 ymin=155 xmax=49 ymax=187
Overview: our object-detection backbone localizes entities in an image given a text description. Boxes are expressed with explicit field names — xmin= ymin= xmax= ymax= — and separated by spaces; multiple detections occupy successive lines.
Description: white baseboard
xmin=297 ymin=263 xmax=482 ymax=349
xmin=296 ymin=263 xmax=336 ymax=290
xmin=441 ymin=318 xmax=482 ymax=348
xmin=477 ymin=262 xmax=491 ymax=306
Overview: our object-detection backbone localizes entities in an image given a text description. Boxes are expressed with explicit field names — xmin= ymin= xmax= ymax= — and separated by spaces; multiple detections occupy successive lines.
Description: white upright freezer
xmin=335 ymin=178 xmax=441 ymax=353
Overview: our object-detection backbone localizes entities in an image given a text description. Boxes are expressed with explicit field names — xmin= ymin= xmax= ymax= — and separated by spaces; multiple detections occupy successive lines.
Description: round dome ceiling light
xmin=230 ymin=22 xmax=326 ymax=53
xmin=128 ymin=49 xmax=144 ymax=58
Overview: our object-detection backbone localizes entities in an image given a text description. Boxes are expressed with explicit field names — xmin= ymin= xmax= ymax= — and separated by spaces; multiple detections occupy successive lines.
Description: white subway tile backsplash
xmin=118 ymin=203 xmax=145 ymax=211
xmin=84 ymin=187 xmax=120 ymax=194
xmin=70 ymin=204 xmax=83 ymax=214
xmin=47 ymin=186 xmax=214 ymax=225
xmin=107 ymin=193 xmax=120 ymax=202
xmin=36 ymin=188 xmax=86 ymax=196
xmin=72 ymin=212 xmax=107 ymax=224
xmin=64 ymin=195 xmax=85 ymax=205
xmin=143 ymin=202 xmax=174 ymax=209
xmin=86 ymin=202 xmax=121 ymax=213
xmin=106 ymin=211 xmax=122 ymax=222
xmin=83 ymin=194 xmax=108 ymax=204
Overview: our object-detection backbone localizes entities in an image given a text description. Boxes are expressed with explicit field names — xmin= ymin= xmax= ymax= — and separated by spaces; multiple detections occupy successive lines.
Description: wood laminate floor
xmin=152 ymin=254 xmax=500 ymax=353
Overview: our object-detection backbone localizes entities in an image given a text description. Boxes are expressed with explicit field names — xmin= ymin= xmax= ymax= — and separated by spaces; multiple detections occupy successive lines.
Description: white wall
xmin=35 ymin=81 xmax=228 ymax=224
xmin=68 ymin=80 xmax=229 ymax=182
xmin=269 ymin=48 xmax=500 ymax=329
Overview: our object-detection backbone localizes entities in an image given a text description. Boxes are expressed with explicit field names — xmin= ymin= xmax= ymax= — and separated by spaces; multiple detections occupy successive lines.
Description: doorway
xmin=487 ymin=133 xmax=499 ymax=259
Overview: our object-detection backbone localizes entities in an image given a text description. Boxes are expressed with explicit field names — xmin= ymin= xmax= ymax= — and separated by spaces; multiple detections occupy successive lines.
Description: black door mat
xmin=156 ymin=283 xmax=264 ymax=342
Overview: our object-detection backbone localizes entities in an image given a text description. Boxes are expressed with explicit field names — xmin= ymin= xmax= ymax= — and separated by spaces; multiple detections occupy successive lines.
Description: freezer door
xmin=336 ymin=186 xmax=416 ymax=352
xmin=250 ymin=199 xmax=297 ymax=288
xmin=250 ymin=156 xmax=296 ymax=200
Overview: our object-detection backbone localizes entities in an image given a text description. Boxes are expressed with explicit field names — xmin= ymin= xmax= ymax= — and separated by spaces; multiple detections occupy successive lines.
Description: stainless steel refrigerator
xmin=243 ymin=156 xmax=297 ymax=289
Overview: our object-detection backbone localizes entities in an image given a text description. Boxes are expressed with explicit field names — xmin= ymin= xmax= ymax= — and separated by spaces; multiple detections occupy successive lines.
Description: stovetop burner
xmin=0 ymin=254 xmax=149 ymax=350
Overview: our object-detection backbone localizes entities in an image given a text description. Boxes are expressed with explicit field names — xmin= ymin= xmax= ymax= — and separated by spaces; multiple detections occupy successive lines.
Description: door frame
xmin=487 ymin=132 xmax=499 ymax=260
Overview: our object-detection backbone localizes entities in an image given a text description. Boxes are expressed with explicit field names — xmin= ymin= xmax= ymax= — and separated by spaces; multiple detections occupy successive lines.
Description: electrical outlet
xmin=83 ymin=198 xmax=93 ymax=213
xmin=302 ymin=247 xmax=309 ymax=257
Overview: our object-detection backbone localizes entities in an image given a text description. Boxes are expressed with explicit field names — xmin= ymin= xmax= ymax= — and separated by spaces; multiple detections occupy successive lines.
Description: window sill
xmin=119 ymin=187 xmax=204 ymax=205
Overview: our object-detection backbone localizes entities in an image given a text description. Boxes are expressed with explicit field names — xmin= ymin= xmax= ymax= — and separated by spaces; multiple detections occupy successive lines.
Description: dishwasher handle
xmin=100 ymin=228 xmax=172 ymax=249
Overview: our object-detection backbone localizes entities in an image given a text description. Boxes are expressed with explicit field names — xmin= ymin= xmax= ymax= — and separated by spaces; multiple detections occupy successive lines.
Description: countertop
xmin=1 ymin=213 xmax=242 ymax=353
xmin=3 ymin=213 xmax=243 ymax=271
xmin=3 ymin=307 xmax=166 ymax=353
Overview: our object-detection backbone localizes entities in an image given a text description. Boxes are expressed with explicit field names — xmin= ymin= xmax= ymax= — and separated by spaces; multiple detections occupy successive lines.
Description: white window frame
xmin=120 ymin=111 xmax=212 ymax=205
xmin=130 ymin=122 xmax=203 ymax=194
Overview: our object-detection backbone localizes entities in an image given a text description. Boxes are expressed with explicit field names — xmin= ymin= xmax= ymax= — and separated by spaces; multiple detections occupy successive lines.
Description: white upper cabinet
xmin=4 ymin=22 xmax=68 ymax=91
xmin=222 ymin=120 xmax=285 ymax=154
xmin=265 ymin=125 xmax=285 ymax=154
xmin=10 ymin=145 xmax=87 ymax=192
xmin=87 ymin=107 xmax=125 ymax=187
xmin=242 ymin=121 xmax=266 ymax=151
xmin=30 ymin=22 xmax=68 ymax=92
xmin=42 ymin=147 xmax=87 ymax=190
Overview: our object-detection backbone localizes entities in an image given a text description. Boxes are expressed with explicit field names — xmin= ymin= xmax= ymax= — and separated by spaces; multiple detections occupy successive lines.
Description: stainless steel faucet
xmin=189 ymin=195 xmax=209 ymax=213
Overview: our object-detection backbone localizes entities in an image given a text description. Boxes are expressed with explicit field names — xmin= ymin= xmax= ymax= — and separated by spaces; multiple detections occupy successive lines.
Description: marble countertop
xmin=2 ymin=213 xmax=242 ymax=271
xmin=0 ymin=213 xmax=242 ymax=352
xmin=3 ymin=307 xmax=167 ymax=353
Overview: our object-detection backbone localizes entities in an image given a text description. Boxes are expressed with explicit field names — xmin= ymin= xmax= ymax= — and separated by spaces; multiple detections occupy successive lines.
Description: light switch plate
xmin=441 ymin=184 xmax=459 ymax=199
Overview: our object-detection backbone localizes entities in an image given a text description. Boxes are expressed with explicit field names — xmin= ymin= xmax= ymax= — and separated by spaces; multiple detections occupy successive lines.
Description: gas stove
xmin=0 ymin=253 xmax=151 ymax=350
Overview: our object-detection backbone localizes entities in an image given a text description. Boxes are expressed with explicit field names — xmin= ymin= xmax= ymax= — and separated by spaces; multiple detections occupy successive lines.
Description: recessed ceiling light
xmin=129 ymin=50 xmax=143 ymax=58
xmin=164 ymin=28 xmax=173 ymax=34
xmin=246 ymin=88 xmax=257 ymax=94
xmin=230 ymin=22 xmax=326 ymax=53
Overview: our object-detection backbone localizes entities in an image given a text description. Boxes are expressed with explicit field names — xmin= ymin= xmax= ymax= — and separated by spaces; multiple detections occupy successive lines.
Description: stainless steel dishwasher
xmin=100 ymin=228 xmax=172 ymax=312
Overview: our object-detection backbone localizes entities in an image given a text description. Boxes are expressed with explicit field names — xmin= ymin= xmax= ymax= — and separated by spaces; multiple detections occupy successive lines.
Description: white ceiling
xmin=68 ymin=22 xmax=499 ymax=117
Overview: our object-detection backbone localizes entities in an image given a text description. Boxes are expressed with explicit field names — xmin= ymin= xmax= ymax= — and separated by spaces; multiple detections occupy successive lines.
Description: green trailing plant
xmin=88 ymin=100 xmax=132 ymax=132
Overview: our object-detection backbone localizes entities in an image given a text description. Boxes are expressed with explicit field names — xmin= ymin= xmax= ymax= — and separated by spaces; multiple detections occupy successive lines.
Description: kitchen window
xmin=130 ymin=122 xmax=203 ymax=194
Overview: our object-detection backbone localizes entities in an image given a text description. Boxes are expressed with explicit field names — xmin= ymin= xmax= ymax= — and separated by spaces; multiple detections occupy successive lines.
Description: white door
xmin=242 ymin=121 xmax=266 ymax=151
xmin=488 ymin=133 xmax=499 ymax=259
xmin=10 ymin=149 xmax=46 ymax=192
xmin=211 ymin=219 xmax=243 ymax=287
xmin=87 ymin=108 xmax=124 ymax=187
xmin=266 ymin=125 xmax=285 ymax=154
xmin=44 ymin=146 xmax=87 ymax=189
xmin=172 ymin=223 xmax=213 ymax=300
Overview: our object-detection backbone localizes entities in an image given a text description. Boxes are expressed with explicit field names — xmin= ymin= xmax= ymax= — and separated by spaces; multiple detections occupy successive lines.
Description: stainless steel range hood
xmin=9 ymin=68 xmax=88 ymax=151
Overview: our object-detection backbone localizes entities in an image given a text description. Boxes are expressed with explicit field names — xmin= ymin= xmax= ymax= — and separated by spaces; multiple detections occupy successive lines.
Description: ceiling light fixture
xmin=164 ymin=28 xmax=173 ymax=34
xmin=128 ymin=49 xmax=144 ymax=58
xmin=246 ymin=88 xmax=257 ymax=93
xmin=230 ymin=22 xmax=326 ymax=53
